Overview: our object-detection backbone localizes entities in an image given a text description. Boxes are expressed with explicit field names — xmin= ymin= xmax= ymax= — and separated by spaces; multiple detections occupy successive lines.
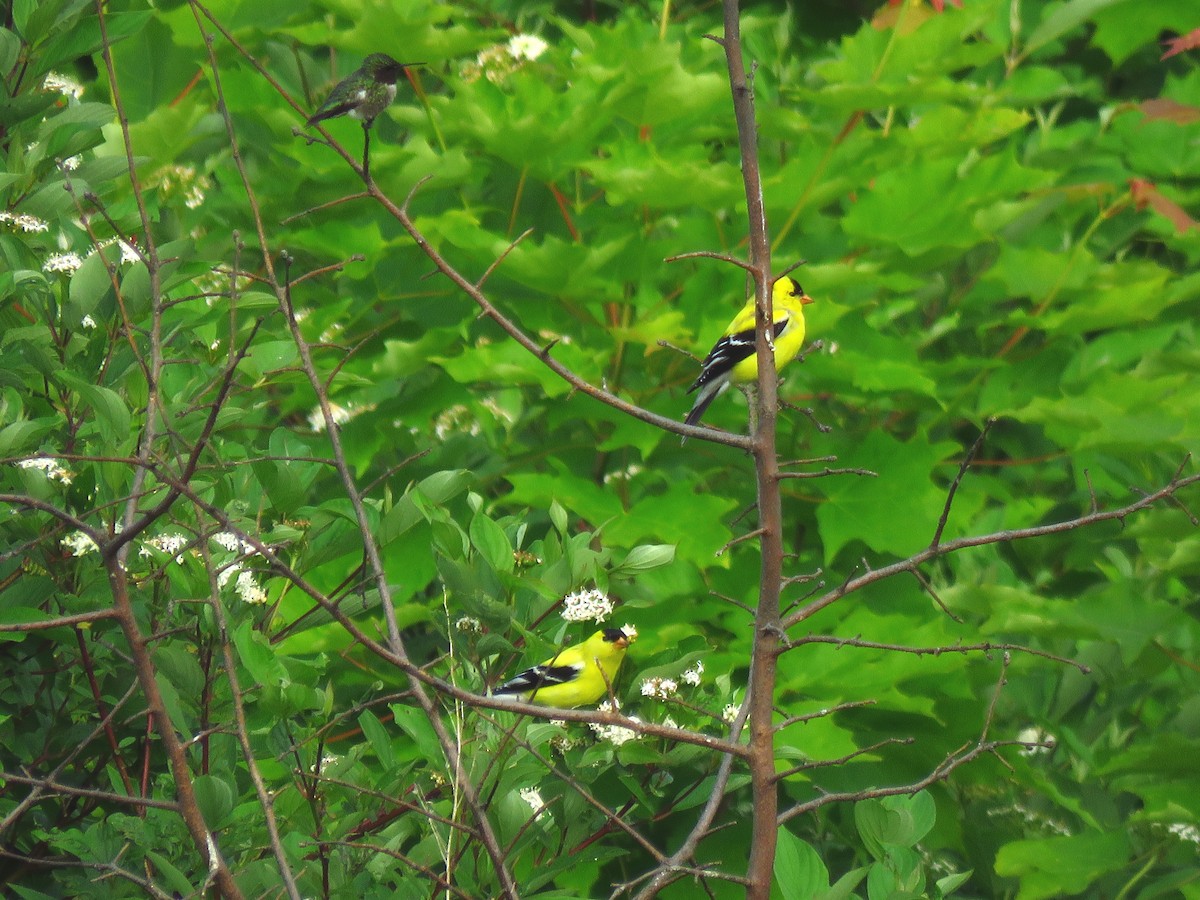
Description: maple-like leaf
xmin=1162 ymin=28 xmax=1200 ymax=60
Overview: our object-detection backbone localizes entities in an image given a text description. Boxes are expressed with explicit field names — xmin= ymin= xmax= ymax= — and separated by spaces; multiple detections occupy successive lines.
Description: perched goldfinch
xmin=492 ymin=627 xmax=636 ymax=708
xmin=684 ymin=276 xmax=814 ymax=427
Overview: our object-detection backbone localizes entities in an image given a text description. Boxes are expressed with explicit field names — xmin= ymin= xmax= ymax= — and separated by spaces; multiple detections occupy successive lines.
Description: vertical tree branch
xmin=718 ymin=1 xmax=784 ymax=895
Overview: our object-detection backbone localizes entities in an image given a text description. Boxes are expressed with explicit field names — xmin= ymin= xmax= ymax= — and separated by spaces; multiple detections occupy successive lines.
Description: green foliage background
xmin=2 ymin=0 xmax=1199 ymax=896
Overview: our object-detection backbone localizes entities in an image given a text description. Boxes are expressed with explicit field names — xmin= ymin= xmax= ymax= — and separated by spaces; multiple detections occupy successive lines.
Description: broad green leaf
xmin=774 ymin=829 xmax=829 ymax=900
xmin=994 ymin=830 xmax=1132 ymax=899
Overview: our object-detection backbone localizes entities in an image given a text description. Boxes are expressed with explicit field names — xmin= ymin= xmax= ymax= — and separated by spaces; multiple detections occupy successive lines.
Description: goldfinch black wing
xmin=493 ymin=661 xmax=584 ymax=697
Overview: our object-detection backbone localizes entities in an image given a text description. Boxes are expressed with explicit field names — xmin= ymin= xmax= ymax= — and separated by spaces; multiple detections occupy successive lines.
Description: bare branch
xmin=930 ymin=417 xmax=995 ymax=549
xmin=784 ymin=466 xmax=1200 ymax=629
xmin=782 ymin=634 xmax=1089 ymax=674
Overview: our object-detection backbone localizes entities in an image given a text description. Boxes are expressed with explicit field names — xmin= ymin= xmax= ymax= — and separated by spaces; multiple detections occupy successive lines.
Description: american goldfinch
xmin=492 ymin=627 xmax=636 ymax=708
xmin=684 ymin=276 xmax=814 ymax=427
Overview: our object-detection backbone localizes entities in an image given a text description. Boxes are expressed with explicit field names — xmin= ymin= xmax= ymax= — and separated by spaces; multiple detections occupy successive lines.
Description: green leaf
xmin=774 ymin=828 xmax=829 ymax=900
xmin=612 ymin=543 xmax=675 ymax=575
xmin=469 ymin=510 xmax=513 ymax=573
xmin=232 ymin=620 xmax=288 ymax=686
xmin=192 ymin=774 xmax=235 ymax=828
xmin=1023 ymin=0 xmax=1133 ymax=60
xmin=66 ymin=250 xmax=113 ymax=317
xmin=816 ymin=431 xmax=958 ymax=564
xmin=358 ymin=709 xmax=396 ymax=772
xmin=994 ymin=830 xmax=1132 ymax=899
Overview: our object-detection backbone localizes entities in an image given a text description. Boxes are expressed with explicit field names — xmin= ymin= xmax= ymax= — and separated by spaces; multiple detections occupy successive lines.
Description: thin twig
xmin=930 ymin=417 xmax=995 ymax=549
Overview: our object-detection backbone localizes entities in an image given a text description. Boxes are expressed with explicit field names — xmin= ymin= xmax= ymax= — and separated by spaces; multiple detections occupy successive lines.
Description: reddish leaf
xmin=1129 ymin=178 xmax=1199 ymax=234
xmin=1138 ymin=98 xmax=1200 ymax=125
xmin=1161 ymin=28 xmax=1200 ymax=60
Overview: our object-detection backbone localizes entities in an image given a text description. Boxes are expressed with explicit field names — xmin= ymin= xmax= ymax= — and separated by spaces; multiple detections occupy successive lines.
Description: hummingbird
xmin=306 ymin=54 xmax=419 ymax=179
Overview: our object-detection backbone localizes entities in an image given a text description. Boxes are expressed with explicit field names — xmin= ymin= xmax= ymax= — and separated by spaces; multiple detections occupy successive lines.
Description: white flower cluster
xmin=91 ymin=236 xmax=140 ymax=265
xmin=42 ymin=252 xmax=83 ymax=274
xmin=507 ymin=34 xmax=548 ymax=62
xmin=155 ymin=164 xmax=211 ymax=209
xmin=0 ymin=211 xmax=49 ymax=233
xmin=433 ymin=403 xmax=480 ymax=440
xmin=463 ymin=34 xmax=549 ymax=83
xmin=518 ymin=786 xmax=546 ymax=817
xmin=640 ymin=660 xmax=701 ymax=703
xmin=640 ymin=677 xmax=678 ymax=700
xmin=589 ymin=700 xmax=640 ymax=746
xmin=721 ymin=703 xmax=740 ymax=724
xmin=212 ymin=532 xmax=269 ymax=605
xmin=1167 ymin=822 xmax=1200 ymax=845
xmin=561 ymin=587 xmax=613 ymax=623
xmin=602 ymin=463 xmax=644 ymax=485
xmin=308 ymin=402 xmax=373 ymax=433
xmin=62 ymin=531 xmax=98 ymax=557
xmin=139 ymin=532 xmax=191 ymax=564
xmin=455 ymin=616 xmax=482 ymax=633
xmin=42 ymin=71 xmax=84 ymax=101
xmin=1016 ymin=726 xmax=1055 ymax=755
xmin=15 ymin=456 xmax=74 ymax=485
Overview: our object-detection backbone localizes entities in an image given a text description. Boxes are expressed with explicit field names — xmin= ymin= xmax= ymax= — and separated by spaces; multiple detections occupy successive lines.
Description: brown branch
xmin=773 ymin=737 xmax=914 ymax=782
xmin=0 ymin=607 xmax=118 ymax=632
xmin=778 ymin=655 xmax=1019 ymax=825
xmin=781 ymin=634 xmax=1090 ymax=674
xmin=774 ymin=698 xmax=876 ymax=730
xmin=783 ymin=466 xmax=1200 ymax=629
xmin=930 ymin=417 xmax=994 ymax=549
xmin=189 ymin=11 xmax=520 ymax=892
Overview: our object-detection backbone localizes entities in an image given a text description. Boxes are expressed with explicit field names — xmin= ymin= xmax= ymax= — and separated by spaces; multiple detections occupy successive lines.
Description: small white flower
xmin=140 ymin=532 xmax=190 ymax=564
xmin=310 ymin=752 xmax=340 ymax=772
xmin=1167 ymin=822 xmax=1200 ymax=845
xmin=156 ymin=164 xmax=211 ymax=209
xmin=478 ymin=395 xmax=517 ymax=425
xmin=308 ymin=402 xmax=367 ymax=433
xmin=640 ymin=677 xmax=678 ymax=700
xmin=432 ymin=403 xmax=480 ymax=440
xmin=1016 ymin=726 xmax=1055 ymax=755
xmin=62 ymin=531 xmax=98 ymax=557
xmin=211 ymin=532 xmax=258 ymax=557
xmin=721 ymin=704 xmax=740 ymax=724
xmin=589 ymin=699 xmax=640 ymax=745
xmin=58 ymin=155 xmax=82 ymax=172
xmin=81 ymin=315 xmax=97 ymax=329
xmin=518 ymin=786 xmax=546 ymax=817
xmin=602 ymin=463 xmax=644 ymax=485
xmin=90 ymin=236 xmax=140 ymax=265
xmin=16 ymin=456 xmax=74 ymax=485
xmin=455 ymin=616 xmax=483 ymax=633
xmin=561 ymin=588 xmax=613 ymax=623
xmin=590 ymin=719 xmax=640 ymax=746
xmin=0 ymin=211 xmax=49 ymax=233
xmin=508 ymin=34 xmax=549 ymax=62
xmin=662 ymin=715 xmax=678 ymax=730
xmin=682 ymin=661 xmax=704 ymax=686
xmin=620 ymin=623 xmax=638 ymax=640
xmin=234 ymin=569 xmax=268 ymax=604
xmin=43 ymin=252 xmax=83 ymax=274
xmin=42 ymin=71 xmax=84 ymax=101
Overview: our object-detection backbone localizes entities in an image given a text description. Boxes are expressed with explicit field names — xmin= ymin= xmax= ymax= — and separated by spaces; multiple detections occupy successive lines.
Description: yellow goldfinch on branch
xmin=684 ymin=275 xmax=814 ymax=427
xmin=492 ymin=627 xmax=636 ymax=708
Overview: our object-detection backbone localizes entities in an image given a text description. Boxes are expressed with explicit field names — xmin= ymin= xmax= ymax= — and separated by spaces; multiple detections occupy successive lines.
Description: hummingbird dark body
xmin=307 ymin=53 xmax=410 ymax=128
